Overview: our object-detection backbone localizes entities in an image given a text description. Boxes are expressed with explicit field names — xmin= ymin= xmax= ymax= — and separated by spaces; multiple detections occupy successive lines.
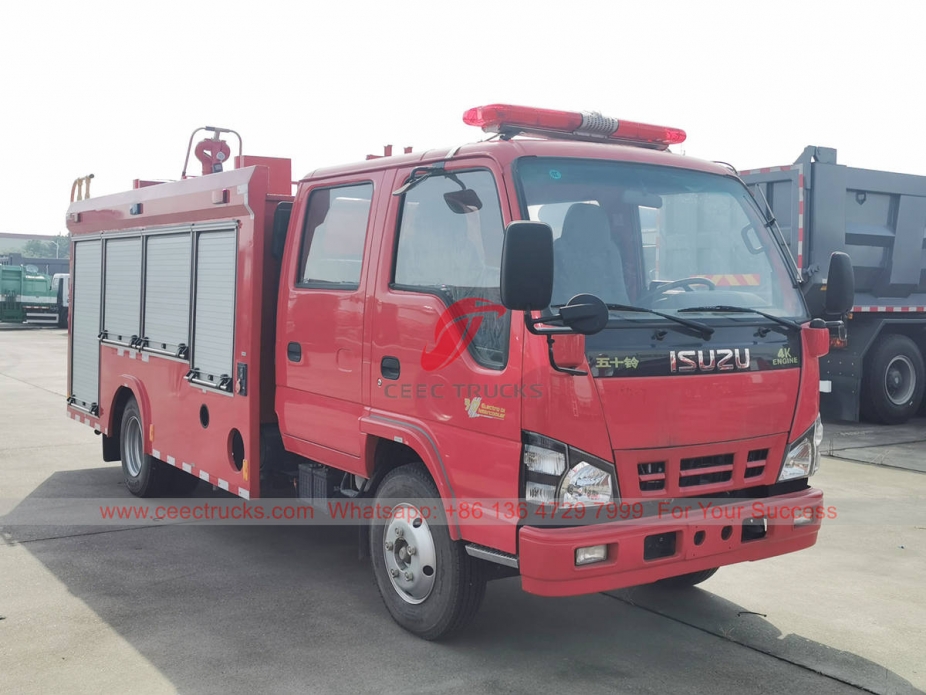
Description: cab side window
xmin=393 ymin=169 xmax=510 ymax=368
xmin=298 ymin=183 xmax=373 ymax=288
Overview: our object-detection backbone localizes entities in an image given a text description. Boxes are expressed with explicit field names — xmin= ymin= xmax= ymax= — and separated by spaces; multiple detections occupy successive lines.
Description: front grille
xmin=679 ymin=453 xmax=734 ymax=488
xmin=745 ymin=448 xmax=769 ymax=479
xmin=638 ymin=461 xmax=666 ymax=492
xmin=621 ymin=436 xmax=783 ymax=496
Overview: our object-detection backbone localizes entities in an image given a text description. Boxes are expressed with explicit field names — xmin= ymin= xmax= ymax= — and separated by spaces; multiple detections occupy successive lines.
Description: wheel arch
xmin=361 ymin=416 xmax=461 ymax=540
xmin=102 ymin=378 xmax=152 ymax=462
xmin=850 ymin=316 xmax=926 ymax=363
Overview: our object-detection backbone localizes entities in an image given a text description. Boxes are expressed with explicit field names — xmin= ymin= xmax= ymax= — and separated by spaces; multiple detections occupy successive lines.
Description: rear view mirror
xmin=741 ymin=224 xmax=764 ymax=255
xmin=444 ymin=189 xmax=483 ymax=214
xmin=559 ymin=294 xmax=609 ymax=335
xmin=824 ymin=252 xmax=855 ymax=315
xmin=622 ymin=190 xmax=663 ymax=209
xmin=500 ymin=221 xmax=553 ymax=311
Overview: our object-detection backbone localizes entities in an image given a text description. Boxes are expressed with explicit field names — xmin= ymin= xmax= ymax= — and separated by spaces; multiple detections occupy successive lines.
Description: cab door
xmin=277 ymin=173 xmax=385 ymax=462
xmin=368 ymin=161 xmax=523 ymax=505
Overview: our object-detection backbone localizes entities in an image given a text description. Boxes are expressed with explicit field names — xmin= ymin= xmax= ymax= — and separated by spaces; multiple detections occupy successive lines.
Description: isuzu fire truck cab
xmin=65 ymin=106 xmax=855 ymax=639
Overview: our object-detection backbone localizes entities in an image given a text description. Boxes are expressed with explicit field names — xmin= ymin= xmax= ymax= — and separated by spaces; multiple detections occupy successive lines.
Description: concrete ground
xmin=1 ymin=328 xmax=924 ymax=694
xmin=823 ymin=417 xmax=926 ymax=474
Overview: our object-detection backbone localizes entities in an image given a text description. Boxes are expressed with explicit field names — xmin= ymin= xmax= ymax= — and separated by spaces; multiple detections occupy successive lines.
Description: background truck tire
xmin=861 ymin=334 xmax=925 ymax=425
xmin=120 ymin=396 xmax=168 ymax=497
xmin=654 ymin=567 xmax=718 ymax=588
xmin=369 ymin=463 xmax=486 ymax=640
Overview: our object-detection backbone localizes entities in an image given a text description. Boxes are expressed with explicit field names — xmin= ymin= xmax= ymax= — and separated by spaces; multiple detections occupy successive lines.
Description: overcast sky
xmin=3 ymin=0 xmax=924 ymax=236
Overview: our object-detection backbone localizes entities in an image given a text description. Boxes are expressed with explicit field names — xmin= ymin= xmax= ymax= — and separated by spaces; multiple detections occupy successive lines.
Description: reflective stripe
xmin=695 ymin=274 xmax=761 ymax=286
xmin=853 ymin=306 xmax=926 ymax=313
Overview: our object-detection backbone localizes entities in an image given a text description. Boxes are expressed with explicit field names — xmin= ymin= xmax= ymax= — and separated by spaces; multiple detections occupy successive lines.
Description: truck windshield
xmin=516 ymin=157 xmax=807 ymax=322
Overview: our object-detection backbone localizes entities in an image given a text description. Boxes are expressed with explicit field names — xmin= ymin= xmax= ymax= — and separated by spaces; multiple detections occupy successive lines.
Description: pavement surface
xmin=823 ymin=418 xmax=926 ymax=474
xmin=1 ymin=327 xmax=924 ymax=694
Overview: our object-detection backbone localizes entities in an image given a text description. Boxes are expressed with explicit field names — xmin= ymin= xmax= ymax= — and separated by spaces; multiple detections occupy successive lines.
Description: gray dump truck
xmin=742 ymin=147 xmax=926 ymax=424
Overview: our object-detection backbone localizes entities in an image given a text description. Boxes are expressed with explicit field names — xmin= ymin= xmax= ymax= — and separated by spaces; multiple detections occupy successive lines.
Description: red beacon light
xmin=462 ymin=104 xmax=686 ymax=150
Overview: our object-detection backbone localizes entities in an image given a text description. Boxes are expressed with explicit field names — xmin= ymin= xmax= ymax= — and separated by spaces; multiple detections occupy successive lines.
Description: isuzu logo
xmin=670 ymin=348 xmax=751 ymax=373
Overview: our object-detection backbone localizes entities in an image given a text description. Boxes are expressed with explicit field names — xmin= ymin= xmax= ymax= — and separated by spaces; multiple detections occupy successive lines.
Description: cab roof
xmin=300 ymin=137 xmax=734 ymax=184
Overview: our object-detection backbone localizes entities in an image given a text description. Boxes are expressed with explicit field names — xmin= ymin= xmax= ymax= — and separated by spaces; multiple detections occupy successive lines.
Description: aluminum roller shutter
xmin=192 ymin=229 xmax=237 ymax=386
xmin=103 ymin=237 xmax=142 ymax=343
xmin=71 ymin=240 xmax=102 ymax=410
xmin=144 ymin=233 xmax=191 ymax=354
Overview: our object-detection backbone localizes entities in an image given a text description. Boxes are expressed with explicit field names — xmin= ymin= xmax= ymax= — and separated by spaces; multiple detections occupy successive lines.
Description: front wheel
xmin=369 ymin=463 xmax=486 ymax=640
xmin=862 ymin=334 xmax=925 ymax=425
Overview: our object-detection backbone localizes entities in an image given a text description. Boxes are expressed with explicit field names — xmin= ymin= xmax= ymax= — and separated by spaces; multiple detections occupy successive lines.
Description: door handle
xmin=287 ymin=342 xmax=302 ymax=362
xmin=380 ymin=356 xmax=400 ymax=380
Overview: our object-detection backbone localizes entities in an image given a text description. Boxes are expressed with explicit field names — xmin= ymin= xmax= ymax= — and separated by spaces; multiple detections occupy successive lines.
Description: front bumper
xmin=518 ymin=487 xmax=824 ymax=596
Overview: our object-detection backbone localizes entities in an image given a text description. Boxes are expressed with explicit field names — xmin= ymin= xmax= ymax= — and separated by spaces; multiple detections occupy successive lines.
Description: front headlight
xmin=522 ymin=433 xmax=617 ymax=506
xmin=778 ymin=415 xmax=823 ymax=482
xmin=561 ymin=461 xmax=613 ymax=505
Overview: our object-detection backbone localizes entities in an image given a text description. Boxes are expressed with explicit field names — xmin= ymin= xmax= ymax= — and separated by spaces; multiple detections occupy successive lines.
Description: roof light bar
xmin=462 ymin=104 xmax=686 ymax=150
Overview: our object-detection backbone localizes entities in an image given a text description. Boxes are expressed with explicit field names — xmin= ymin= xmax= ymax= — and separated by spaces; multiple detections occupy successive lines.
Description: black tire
xmin=861 ymin=334 xmax=925 ymax=425
xmin=369 ymin=463 xmax=486 ymax=640
xmin=120 ymin=396 xmax=168 ymax=497
xmin=654 ymin=567 xmax=718 ymax=588
xmin=57 ymin=307 xmax=67 ymax=329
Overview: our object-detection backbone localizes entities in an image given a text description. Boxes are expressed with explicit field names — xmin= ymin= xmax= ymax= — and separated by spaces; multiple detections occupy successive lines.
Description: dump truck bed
xmin=741 ymin=146 xmax=926 ymax=314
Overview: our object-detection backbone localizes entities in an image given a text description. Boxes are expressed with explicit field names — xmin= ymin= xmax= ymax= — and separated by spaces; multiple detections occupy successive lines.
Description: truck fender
xmin=108 ymin=376 xmax=154 ymax=455
xmin=361 ymin=414 xmax=461 ymax=540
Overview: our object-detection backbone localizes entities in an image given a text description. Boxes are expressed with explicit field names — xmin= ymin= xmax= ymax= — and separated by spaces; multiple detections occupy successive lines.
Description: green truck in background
xmin=0 ymin=264 xmax=68 ymax=326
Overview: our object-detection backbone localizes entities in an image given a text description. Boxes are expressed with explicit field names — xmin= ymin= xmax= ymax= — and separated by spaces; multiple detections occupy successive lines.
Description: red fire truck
xmin=65 ymin=107 xmax=854 ymax=639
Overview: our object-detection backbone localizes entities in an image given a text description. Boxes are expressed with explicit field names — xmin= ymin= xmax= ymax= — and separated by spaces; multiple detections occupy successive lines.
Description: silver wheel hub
xmin=124 ymin=415 xmax=144 ymax=477
xmin=885 ymin=356 xmax=915 ymax=406
xmin=383 ymin=504 xmax=436 ymax=605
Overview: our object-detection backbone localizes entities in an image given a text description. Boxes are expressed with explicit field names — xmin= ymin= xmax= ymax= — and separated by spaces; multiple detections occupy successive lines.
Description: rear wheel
xmin=369 ymin=463 xmax=486 ymax=640
xmin=862 ymin=334 xmax=925 ymax=424
xmin=120 ymin=396 xmax=168 ymax=497
xmin=654 ymin=568 xmax=718 ymax=588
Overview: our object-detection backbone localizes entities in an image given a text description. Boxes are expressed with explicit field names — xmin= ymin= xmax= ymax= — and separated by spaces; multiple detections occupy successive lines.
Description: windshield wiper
xmin=677 ymin=305 xmax=801 ymax=331
xmin=603 ymin=303 xmax=714 ymax=340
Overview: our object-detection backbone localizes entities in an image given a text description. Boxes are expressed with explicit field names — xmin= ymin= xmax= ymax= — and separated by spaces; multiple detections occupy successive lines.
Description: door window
xmin=393 ymin=169 xmax=509 ymax=368
xmin=298 ymin=183 xmax=373 ymax=288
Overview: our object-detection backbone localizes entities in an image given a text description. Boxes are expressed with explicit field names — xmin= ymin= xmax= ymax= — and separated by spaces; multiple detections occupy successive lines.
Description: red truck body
xmin=65 ymin=109 xmax=833 ymax=637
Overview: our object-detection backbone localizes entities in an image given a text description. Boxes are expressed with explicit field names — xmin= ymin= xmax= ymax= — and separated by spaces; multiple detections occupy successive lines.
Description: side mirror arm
xmin=810 ymin=317 xmax=848 ymax=345
xmin=523 ymin=311 xmax=589 ymax=376
xmin=524 ymin=311 xmax=572 ymax=336
xmin=545 ymin=334 xmax=587 ymax=376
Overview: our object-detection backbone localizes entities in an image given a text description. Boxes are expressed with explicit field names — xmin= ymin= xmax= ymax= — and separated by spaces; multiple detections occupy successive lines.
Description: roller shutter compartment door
xmin=192 ymin=229 xmax=237 ymax=390
xmin=103 ymin=237 xmax=142 ymax=344
xmin=144 ymin=233 xmax=192 ymax=355
xmin=71 ymin=240 xmax=102 ymax=411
